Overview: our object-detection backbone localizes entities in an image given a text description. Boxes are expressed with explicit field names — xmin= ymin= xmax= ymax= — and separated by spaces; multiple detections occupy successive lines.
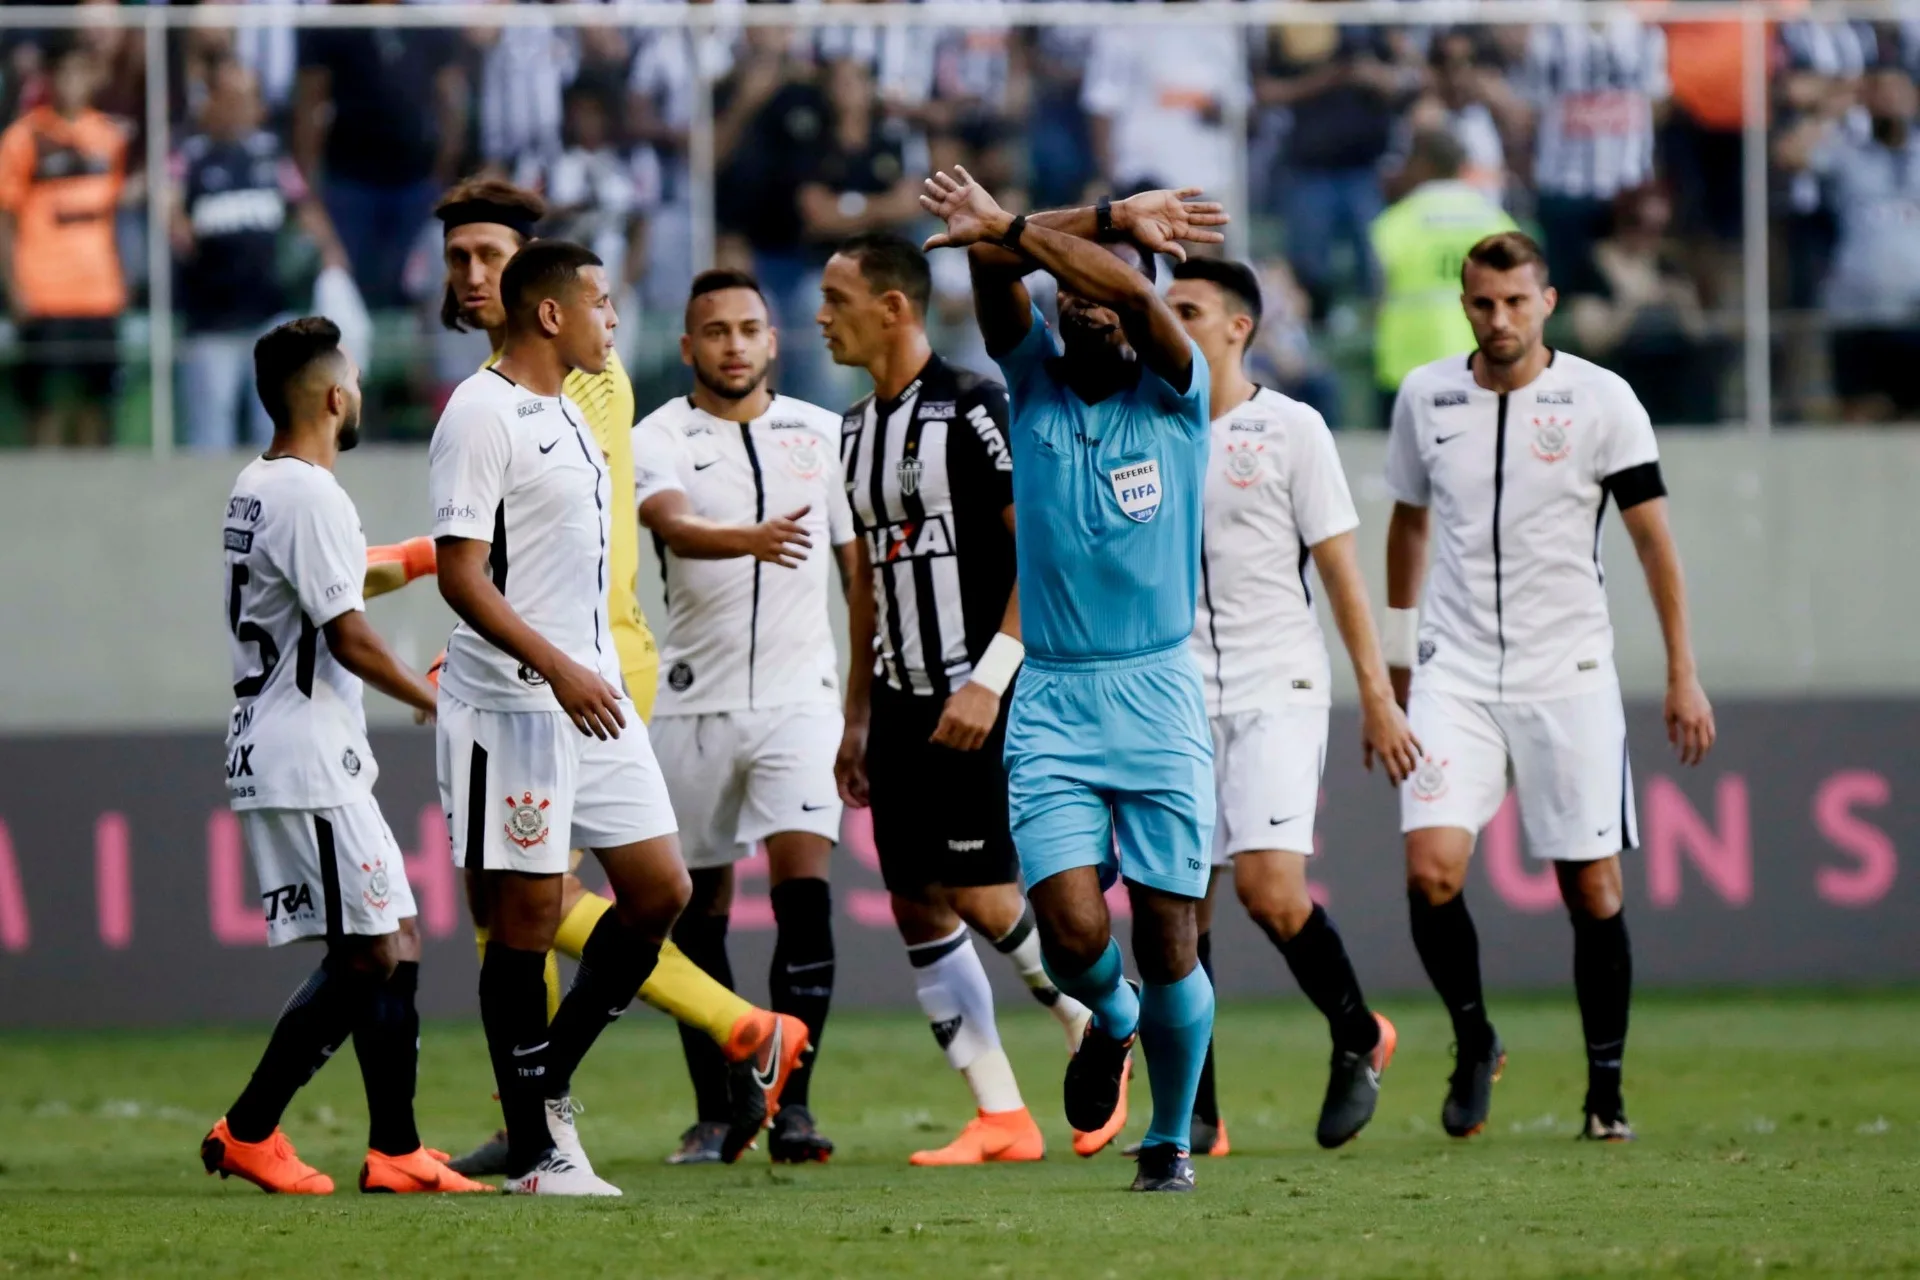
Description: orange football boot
xmin=201 ymin=1119 xmax=333 ymax=1194
xmin=359 ymin=1147 xmax=495 ymax=1193
xmin=1070 ymin=1054 xmax=1133 ymax=1157
xmin=724 ymin=1010 xmax=810 ymax=1118
xmin=910 ymin=1108 xmax=1046 ymax=1166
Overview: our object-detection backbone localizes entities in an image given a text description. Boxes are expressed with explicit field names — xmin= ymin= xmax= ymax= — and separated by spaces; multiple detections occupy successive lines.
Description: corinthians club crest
xmin=897 ymin=453 xmax=923 ymax=496
xmin=504 ymin=792 xmax=552 ymax=848
xmin=1223 ymin=440 xmax=1265 ymax=488
xmin=362 ymin=855 xmax=391 ymax=911
xmin=781 ymin=434 xmax=824 ymax=480
xmin=1530 ymin=415 xmax=1573 ymax=463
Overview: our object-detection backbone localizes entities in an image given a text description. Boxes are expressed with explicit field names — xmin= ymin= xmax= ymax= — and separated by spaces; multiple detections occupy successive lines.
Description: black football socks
xmin=351 ymin=959 xmax=422 ymax=1157
xmin=768 ymin=878 xmax=835 ymax=1110
xmin=1272 ymin=905 xmax=1381 ymax=1055
xmin=227 ymin=956 xmax=378 ymax=1144
xmin=1409 ymin=889 xmax=1493 ymax=1055
xmin=1572 ymin=909 xmax=1632 ymax=1118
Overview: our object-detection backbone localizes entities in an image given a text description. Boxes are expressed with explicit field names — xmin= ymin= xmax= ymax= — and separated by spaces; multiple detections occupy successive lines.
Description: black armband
xmin=1096 ymin=195 xmax=1115 ymax=240
xmin=1603 ymin=460 xmax=1667 ymax=511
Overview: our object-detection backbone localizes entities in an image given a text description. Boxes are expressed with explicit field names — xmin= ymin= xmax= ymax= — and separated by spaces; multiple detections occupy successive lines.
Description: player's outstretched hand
xmin=835 ymin=718 xmax=871 ymax=808
xmin=1115 ymin=189 xmax=1230 ymax=263
xmin=749 ymin=506 xmax=813 ymax=568
xmin=1360 ymin=692 xmax=1422 ymax=785
xmin=549 ymin=657 xmax=627 ymax=739
xmin=1666 ymin=673 xmax=1715 ymax=766
xmin=921 ymin=166 xmax=1009 ymax=251
xmin=930 ymin=681 xmax=1000 ymax=752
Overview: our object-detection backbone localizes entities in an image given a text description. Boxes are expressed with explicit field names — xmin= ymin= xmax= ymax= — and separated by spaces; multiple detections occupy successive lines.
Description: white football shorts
xmin=1211 ymin=705 xmax=1328 ymax=864
xmin=241 ymin=796 xmax=417 ymax=947
xmin=437 ymin=689 xmax=679 ymax=875
xmin=649 ymin=703 xmax=844 ymax=870
xmin=1400 ymin=684 xmax=1637 ymax=862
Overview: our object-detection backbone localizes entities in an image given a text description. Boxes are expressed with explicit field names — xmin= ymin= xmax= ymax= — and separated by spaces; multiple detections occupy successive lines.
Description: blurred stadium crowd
xmin=1 ymin=0 xmax=1917 ymax=447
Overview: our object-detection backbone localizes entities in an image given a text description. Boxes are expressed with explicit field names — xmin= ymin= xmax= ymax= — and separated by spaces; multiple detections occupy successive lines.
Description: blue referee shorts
xmin=1004 ymin=642 xmax=1215 ymax=900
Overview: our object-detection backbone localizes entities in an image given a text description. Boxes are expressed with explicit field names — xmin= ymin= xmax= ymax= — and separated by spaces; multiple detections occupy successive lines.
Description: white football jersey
xmin=1191 ymin=387 xmax=1359 ymax=715
xmin=429 ymin=367 xmax=621 ymax=712
xmin=1385 ymin=352 xmax=1660 ymax=704
xmin=221 ymin=456 xmax=377 ymax=811
xmin=634 ymin=394 xmax=854 ymax=715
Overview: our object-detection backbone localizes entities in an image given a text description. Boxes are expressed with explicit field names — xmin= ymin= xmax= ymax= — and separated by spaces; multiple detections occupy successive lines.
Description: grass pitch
xmin=1 ymin=990 xmax=1916 ymax=1278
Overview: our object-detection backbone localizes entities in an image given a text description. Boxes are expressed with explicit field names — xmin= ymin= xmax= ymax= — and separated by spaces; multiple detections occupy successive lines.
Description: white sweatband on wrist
xmin=968 ymin=632 xmax=1025 ymax=697
xmin=1382 ymin=607 xmax=1420 ymax=669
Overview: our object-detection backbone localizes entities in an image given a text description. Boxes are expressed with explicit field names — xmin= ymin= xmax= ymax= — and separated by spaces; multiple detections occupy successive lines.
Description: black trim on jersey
xmin=652 ymin=531 xmax=670 ymax=608
xmin=466 ymin=744 xmax=489 ymax=870
xmin=1297 ymin=536 xmax=1313 ymax=607
xmin=1618 ymin=735 xmax=1637 ymax=850
xmin=488 ymin=503 xmax=509 ymax=593
xmin=739 ymin=422 xmax=767 ymax=708
xmin=898 ymin=403 xmax=951 ymax=699
xmin=314 ymin=814 xmax=343 ymax=943
xmin=1492 ymin=392 xmax=1510 ymax=698
xmin=563 ymin=402 xmax=608 ymax=659
xmin=1591 ymin=489 xmax=1611 ymax=586
xmin=295 ymin=612 xmax=318 ymax=698
xmin=1197 ymin=533 xmax=1225 ymax=695
xmin=487 ymin=367 xmax=516 ymax=387
xmin=1603 ymin=460 xmax=1666 ymax=511
xmin=865 ymin=392 xmax=912 ymax=694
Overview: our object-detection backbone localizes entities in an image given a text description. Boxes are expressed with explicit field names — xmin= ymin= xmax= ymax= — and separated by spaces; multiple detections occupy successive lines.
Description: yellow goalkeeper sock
xmin=554 ymin=891 xmax=754 ymax=1049
xmin=474 ymin=924 xmax=564 ymax=1022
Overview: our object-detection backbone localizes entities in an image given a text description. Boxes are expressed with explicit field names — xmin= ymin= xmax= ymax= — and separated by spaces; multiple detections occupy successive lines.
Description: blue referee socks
xmin=1046 ymin=938 xmax=1140 ymax=1042
xmin=1139 ymin=964 xmax=1216 ymax=1152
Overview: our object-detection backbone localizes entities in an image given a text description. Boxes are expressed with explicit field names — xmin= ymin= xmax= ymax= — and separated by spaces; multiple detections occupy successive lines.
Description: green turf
xmin=2 ymin=990 xmax=1916 ymax=1278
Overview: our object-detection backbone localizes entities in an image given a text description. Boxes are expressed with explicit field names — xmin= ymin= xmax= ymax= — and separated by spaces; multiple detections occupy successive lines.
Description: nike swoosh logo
xmin=693 ymin=460 xmax=719 ymax=471
xmin=1596 ymin=826 xmax=1615 ymax=838
xmin=800 ymin=801 xmax=831 ymax=811
xmin=750 ymin=1023 xmax=784 ymax=1091
xmin=538 ymin=440 xmax=559 ymax=454
xmin=1435 ymin=432 xmax=1465 ymax=446
xmin=1269 ymin=813 xmax=1309 ymax=826
xmin=784 ymin=960 xmax=835 ymax=974
xmin=511 ymin=1041 xmax=550 ymax=1057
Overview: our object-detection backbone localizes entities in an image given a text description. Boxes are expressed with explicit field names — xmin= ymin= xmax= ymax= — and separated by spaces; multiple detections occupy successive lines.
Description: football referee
xmin=821 ymin=233 xmax=1094 ymax=1165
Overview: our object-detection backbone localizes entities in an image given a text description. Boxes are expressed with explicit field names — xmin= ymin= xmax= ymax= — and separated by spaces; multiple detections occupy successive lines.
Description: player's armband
xmin=1602 ymin=461 xmax=1666 ymax=512
xmin=1382 ymin=608 xmax=1419 ymax=669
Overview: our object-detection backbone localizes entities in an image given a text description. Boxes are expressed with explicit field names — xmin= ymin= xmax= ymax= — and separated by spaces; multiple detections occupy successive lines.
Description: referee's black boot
xmin=1064 ymin=984 xmax=1138 ymax=1136
xmin=1129 ymin=1143 xmax=1195 ymax=1193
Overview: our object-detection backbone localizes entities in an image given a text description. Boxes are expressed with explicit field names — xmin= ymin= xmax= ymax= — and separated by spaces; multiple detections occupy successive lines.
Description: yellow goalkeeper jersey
xmin=487 ymin=348 xmax=659 ymax=720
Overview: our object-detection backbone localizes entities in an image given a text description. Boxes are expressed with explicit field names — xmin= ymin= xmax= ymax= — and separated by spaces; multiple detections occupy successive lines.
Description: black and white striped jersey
xmin=1516 ymin=18 xmax=1668 ymax=201
xmin=841 ymin=354 xmax=1015 ymax=700
xmin=1385 ymin=352 xmax=1664 ymax=705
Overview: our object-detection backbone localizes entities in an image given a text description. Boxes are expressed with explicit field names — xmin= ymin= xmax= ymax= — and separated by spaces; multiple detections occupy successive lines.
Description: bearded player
xmin=203 ymin=318 xmax=488 ymax=1196
xmin=367 ymin=179 xmax=805 ymax=1171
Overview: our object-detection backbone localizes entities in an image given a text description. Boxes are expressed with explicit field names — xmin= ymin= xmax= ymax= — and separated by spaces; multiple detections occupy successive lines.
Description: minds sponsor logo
xmin=436 ymin=501 xmax=481 ymax=525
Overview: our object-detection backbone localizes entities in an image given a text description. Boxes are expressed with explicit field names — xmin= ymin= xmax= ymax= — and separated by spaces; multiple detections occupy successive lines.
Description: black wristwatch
xmin=998 ymin=213 xmax=1028 ymax=251
xmin=1095 ymin=195 xmax=1115 ymax=240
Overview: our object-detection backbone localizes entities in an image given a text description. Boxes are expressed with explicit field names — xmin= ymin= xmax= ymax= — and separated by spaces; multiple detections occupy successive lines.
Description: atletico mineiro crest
xmin=897 ymin=454 xmax=923 ymax=496
xmin=505 ymin=792 xmax=552 ymax=848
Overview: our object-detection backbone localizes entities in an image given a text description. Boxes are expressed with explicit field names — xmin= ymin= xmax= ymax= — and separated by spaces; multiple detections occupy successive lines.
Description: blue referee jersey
xmin=992 ymin=304 xmax=1216 ymax=897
